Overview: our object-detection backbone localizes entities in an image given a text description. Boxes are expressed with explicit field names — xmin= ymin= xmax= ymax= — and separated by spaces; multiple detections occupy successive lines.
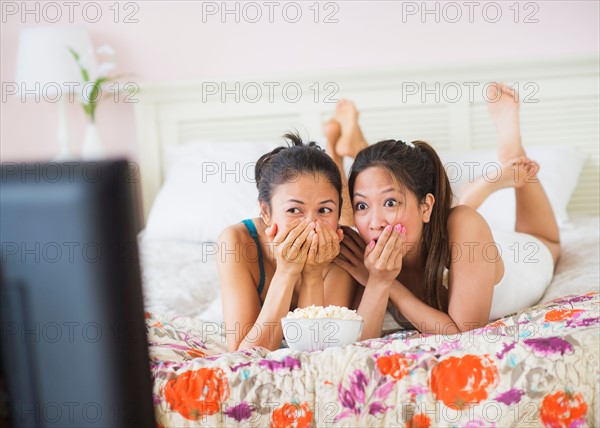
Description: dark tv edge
xmin=0 ymin=159 xmax=156 ymax=427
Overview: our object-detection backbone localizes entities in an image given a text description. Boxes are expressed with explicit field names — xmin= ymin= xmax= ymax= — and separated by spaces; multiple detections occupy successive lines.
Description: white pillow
xmin=438 ymin=147 xmax=587 ymax=231
xmin=144 ymin=140 xmax=281 ymax=242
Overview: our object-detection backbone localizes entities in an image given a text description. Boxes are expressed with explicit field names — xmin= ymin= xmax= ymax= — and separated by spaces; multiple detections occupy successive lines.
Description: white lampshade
xmin=15 ymin=26 xmax=96 ymax=97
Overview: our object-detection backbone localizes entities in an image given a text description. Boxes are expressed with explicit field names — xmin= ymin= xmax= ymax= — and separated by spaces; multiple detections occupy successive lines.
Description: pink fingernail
xmin=402 ymin=226 xmax=407 ymax=234
xmin=385 ymin=225 xmax=392 ymax=232
xmin=369 ymin=240 xmax=375 ymax=248
xmin=394 ymin=224 xmax=402 ymax=232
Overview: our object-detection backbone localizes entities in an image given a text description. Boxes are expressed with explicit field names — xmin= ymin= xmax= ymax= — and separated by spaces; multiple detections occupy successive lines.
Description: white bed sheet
xmin=539 ymin=214 xmax=600 ymax=302
xmin=139 ymin=214 xmax=599 ymax=324
xmin=139 ymin=238 xmax=221 ymax=322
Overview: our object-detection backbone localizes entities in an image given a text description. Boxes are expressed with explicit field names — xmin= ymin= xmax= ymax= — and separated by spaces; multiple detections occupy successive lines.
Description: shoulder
xmin=447 ymin=205 xmax=493 ymax=241
xmin=217 ymin=221 xmax=254 ymax=245
xmin=216 ymin=221 xmax=258 ymax=283
xmin=216 ymin=221 xmax=257 ymax=269
xmin=447 ymin=204 xmax=485 ymax=225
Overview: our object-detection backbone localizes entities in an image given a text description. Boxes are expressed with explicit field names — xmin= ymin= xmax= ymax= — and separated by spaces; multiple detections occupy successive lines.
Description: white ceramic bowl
xmin=281 ymin=317 xmax=364 ymax=352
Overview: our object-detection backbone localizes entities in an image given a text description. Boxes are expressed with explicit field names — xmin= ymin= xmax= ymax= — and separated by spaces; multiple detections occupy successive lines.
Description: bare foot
xmin=334 ymin=99 xmax=368 ymax=158
xmin=458 ymin=156 xmax=540 ymax=210
xmin=322 ymin=118 xmax=341 ymax=159
xmin=494 ymin=156 xmax=540 ymax=190
xmin=486 ymin=83 xmax=525 ymax=163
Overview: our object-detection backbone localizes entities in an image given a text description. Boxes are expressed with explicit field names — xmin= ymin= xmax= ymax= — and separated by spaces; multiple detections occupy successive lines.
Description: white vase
xmin=81 ymin=123 xmax=106 ymax=160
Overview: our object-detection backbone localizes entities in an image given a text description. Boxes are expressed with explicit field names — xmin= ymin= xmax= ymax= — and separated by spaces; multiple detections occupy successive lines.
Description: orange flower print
xmin=376 ymin=354 xmax=414 ymax=381
xmin=271 ymin=402 xmax=313 ymax=428
xmin=164 ymin=368 xmax=230 ymax=420
xmin=187 ymin=348 xmax=206 ymax=359
xmin=540 ymin=390 xmax=588 ymax=428
xmin=430 ymin=354 xmax=499 ymax=410
xmin=407 ymin=413 xmax=431 ymax=428
xmin=486 ymin=319 xmax=506 ymax=329
xmin=544 ymin=309 xmax=583 ymax=322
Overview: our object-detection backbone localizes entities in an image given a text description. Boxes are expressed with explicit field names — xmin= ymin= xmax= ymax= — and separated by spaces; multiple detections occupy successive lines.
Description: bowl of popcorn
xmin=281 ymin=305 xmax=364 ymax=352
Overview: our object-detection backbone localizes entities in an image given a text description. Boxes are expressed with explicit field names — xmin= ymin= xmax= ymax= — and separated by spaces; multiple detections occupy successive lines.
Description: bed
xmin=134 ymin=57 xmax=600 ymax=427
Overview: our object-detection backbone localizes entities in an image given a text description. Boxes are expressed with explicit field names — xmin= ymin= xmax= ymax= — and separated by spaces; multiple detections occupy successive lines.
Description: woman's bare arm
xmin=387 ymin=206 xmax=497 ymax=333
xmin=217 ymin=226 xmax=297 ymax=351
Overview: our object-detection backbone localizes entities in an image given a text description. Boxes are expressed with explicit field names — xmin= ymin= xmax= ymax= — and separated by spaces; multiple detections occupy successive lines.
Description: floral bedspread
xmin=147 ymin=291 xmax=599 ymax=427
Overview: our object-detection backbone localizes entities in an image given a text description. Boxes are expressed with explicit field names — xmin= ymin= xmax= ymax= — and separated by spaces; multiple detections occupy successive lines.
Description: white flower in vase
xmin=69 ymin=44 xmax=120 ymax=160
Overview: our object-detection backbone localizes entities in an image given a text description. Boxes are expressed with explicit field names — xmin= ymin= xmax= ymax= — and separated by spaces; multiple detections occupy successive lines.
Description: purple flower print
xmin=350 ymin=370 xmax=369 ymax=404
xmin=368 ymin=402 xmax=388 ymax=416
xmin=552 ymin=294 xmax=595 ymax=305
xmin=339 ymin=387 xmax=357 ymax=411
xmin=336 ymin=370 xmax=395 ymax=421
xmin=258 ymin=356 xmax=300 ymax=371
xmin=496 ymin=342 xmax=517 ymax=360
xmin=494 ymin=388 xmax=525 ymax=405
xmin=524 ymin=337 xmax=574 ymax=356
xmin=566 ymin=317 xmax=599 ymax=328
xmin=231 ymin=362 xmax=252 ymax=372
xmin=225 ymin=402 xmax=254 ymax=422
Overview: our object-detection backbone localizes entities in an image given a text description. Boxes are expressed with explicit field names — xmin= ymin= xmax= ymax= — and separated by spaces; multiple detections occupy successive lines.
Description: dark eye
xmin=384 ymin=199 xmax=398 ymax=208
xmin=319 ymin=207 xmax=333 ymax=214
xmin=355 ymin=202 xmax=367 ymax=210
xmin=287 ymin=208 xmax=301 ymax=214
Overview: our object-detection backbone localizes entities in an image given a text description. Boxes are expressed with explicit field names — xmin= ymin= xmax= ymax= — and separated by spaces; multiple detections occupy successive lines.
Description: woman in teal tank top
xmin=217 ymin=133 xmax=357 ymax=352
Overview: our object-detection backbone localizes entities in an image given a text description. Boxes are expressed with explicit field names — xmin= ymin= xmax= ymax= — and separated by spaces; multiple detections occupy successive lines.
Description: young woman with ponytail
xmin=331 ymin=84 xmax=560 ymax=338
xmin=217 ymin=133 xmax=356 ymax=352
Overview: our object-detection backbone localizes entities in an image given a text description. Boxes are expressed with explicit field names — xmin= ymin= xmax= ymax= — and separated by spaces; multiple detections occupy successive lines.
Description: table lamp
xmin=15 ymin=26 xmax=95 ymax=160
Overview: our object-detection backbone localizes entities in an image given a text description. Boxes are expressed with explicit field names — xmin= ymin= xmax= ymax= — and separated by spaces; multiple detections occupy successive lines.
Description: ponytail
xmin=413 ymin=141 xmax=453 ymax=311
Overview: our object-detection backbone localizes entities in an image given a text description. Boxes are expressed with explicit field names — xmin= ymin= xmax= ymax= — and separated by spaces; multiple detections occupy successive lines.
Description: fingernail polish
xmin=394 ymin=224 xmax=402 ymax=232
xmin=369 ymin=240 xmax=375 ymax=248
xmin=402 ymin=226 xmax=407 ymax=234
xmin=385 ymin=225 xmax=392 ymax=232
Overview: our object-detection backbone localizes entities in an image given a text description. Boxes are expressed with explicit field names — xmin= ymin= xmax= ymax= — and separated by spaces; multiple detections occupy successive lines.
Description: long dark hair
xmin=255 ymin=133 xmax=343 ymax=216
xmin=348 ymin=139 xmax=453 ymax=311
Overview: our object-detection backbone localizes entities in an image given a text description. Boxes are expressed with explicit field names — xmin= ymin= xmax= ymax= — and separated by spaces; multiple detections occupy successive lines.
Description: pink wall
xmin=2 ymin=1 xmax=598 ymax=161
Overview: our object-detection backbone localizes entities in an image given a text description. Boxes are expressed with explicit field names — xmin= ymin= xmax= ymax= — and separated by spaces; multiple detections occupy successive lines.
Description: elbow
xmin=447 ymin=311 xmax=488 ymax=334
xmin=456 ymin=320 xmax=487 ymax=333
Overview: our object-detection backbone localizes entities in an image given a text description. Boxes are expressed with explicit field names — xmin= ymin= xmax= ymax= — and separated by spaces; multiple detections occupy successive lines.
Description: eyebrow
xmin=286 ymin=199 xmax=337 ymax=205
xmin=320 ymin=199 xmax=337 ymax=205
xmin=353 ymin=187 xmax=396 ymax=199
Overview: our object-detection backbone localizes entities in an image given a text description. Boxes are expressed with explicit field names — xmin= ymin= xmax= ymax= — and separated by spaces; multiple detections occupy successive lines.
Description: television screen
xmin=0 ymin=160 xmax=155 ymax=428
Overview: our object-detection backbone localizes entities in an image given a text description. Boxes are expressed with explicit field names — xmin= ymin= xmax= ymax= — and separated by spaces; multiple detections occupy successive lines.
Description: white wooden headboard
xmin=134 ymin=57 xmax=599 ymax=224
